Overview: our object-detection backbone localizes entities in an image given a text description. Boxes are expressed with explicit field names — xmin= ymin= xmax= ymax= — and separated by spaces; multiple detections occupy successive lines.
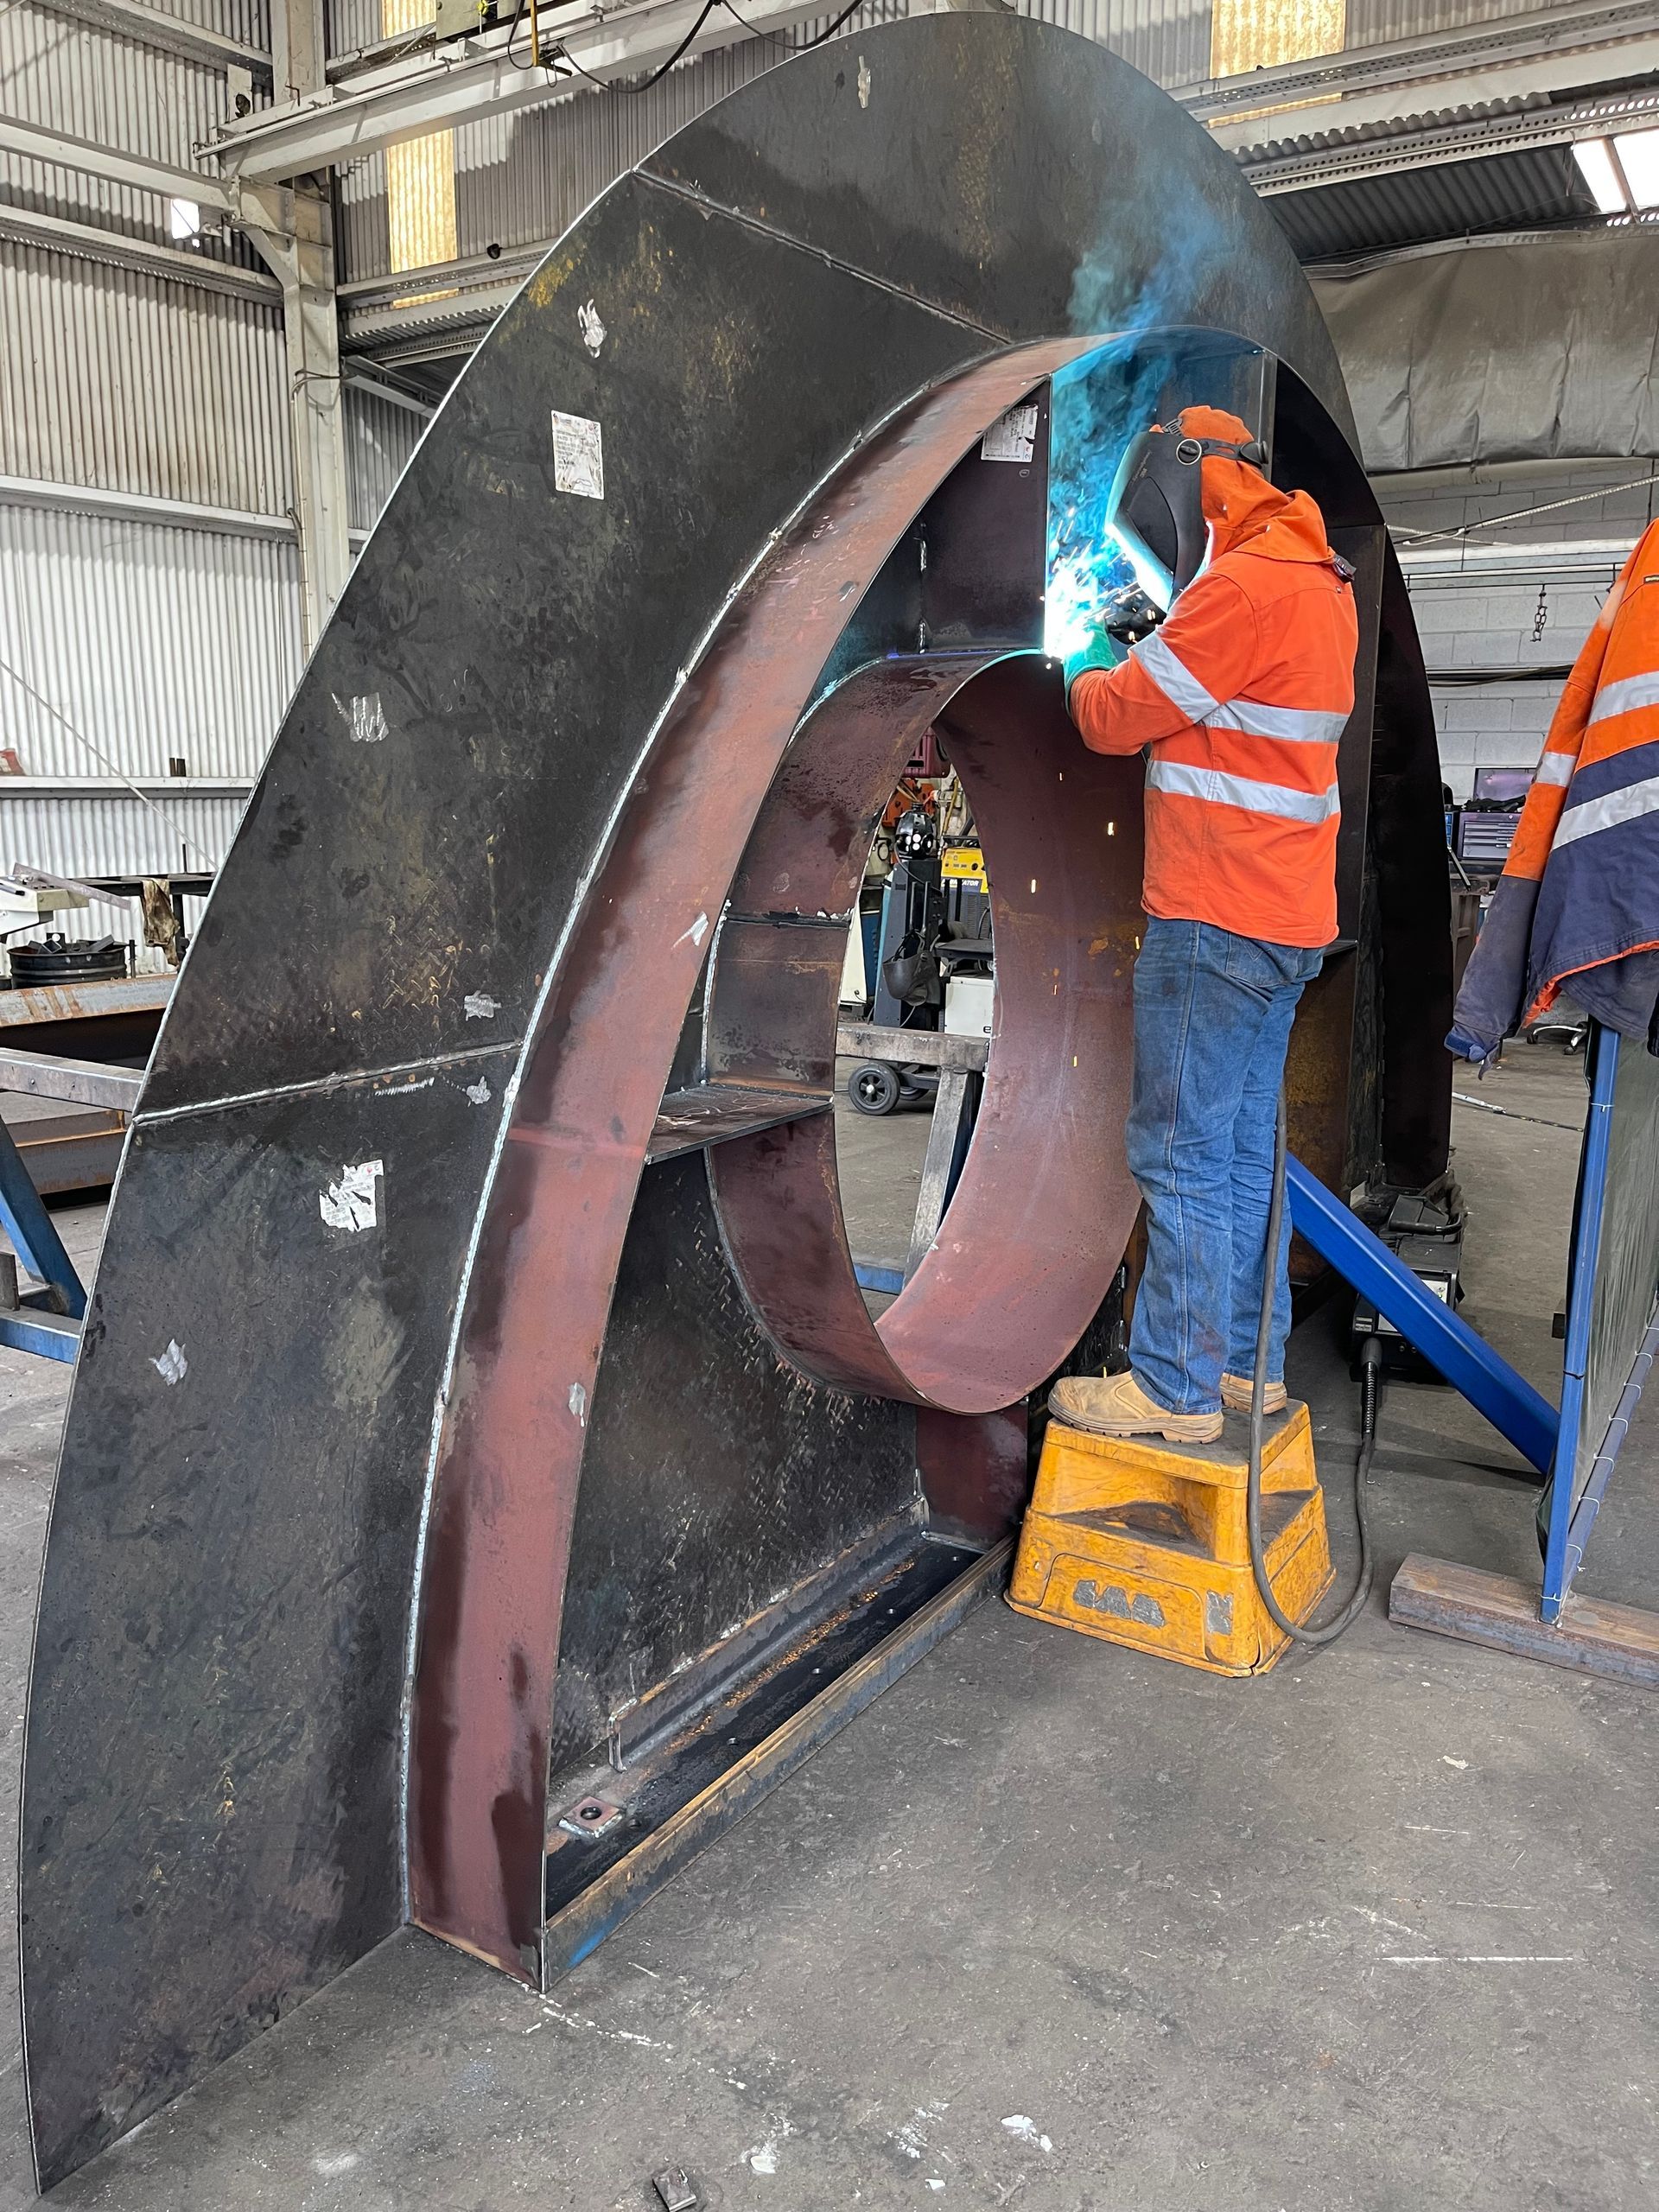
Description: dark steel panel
xmin=641 ymin=16 xmax=1351 ymax=441
xmin=545 ymin=1154 xmax=920 ymax=1784
xmin=916 ymin=1405 xmax=1032 ymax=1544
xmin=17 ymin=18 xmax=1449 ymax=2190
xmin=19 ymin=1060 xmax=514 ymax=2187
xmin=1371 ymin=543 xmax=1455 ymax=1189
xmin=140 ymin=175 xmax=993 ymax=1117
xmin=1274 ymin=363 xmax=1451 ymax=1192
xmin=543 ymin=1540 xmax=1009 ymax=1979
xmin=404 ymin=342 xmax=1100 ymax=1987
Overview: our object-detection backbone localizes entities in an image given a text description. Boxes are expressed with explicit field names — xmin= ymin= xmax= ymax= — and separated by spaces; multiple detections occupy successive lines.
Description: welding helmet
xmin=1106 ymin=416 xmax=1270 ymax=603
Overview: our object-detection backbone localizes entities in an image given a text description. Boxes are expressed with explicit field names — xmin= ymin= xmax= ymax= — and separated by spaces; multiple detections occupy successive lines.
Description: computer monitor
xmin=1471 ymin=766 xmax=1534 ymax=804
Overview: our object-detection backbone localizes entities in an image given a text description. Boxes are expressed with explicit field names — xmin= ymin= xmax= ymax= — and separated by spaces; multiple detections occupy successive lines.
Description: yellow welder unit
xmin=1008 ymin=1403 xmax=1333 ymax=1676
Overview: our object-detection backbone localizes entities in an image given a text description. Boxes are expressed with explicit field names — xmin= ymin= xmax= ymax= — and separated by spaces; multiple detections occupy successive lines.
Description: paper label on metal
xmin=981 ymin=404 xmax=1039 ymax=464
xmin=551 ymin=410 xmax=605 ymax=499
xmin=320 ymin=1158 xmax=383 ymax=1232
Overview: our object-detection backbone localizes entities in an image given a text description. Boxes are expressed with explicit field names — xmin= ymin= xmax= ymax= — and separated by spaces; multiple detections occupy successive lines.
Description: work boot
xmin=1049 ymin=1370 xmax=1223 ymax=1444
xmin=1220 ymin=1371 xmax=1287 ymax=1414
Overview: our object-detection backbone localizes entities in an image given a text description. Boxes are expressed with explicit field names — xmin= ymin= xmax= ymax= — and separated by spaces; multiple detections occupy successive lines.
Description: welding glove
xmin=1061 ymin=628 xmax=1123 ymax=696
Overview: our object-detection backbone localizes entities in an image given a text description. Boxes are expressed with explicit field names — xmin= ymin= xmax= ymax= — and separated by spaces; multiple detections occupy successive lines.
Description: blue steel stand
xmin=1537 ymin=1025 xmax=1659 ymax=1622
xmin=1287 ymin=1157 xmax=1559 ymax=1477
xmin=0 ymin=1118 xmax=86 ymax=1363
xmin=1296 ymin=1044 xmax=1659 ymax=1675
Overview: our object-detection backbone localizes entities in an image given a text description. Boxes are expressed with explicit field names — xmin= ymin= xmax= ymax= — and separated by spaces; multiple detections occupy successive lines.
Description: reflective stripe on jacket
xmin=1068 ymin=489 xmax=1357 ymax=949
xmin=1449 ymin=518 xmax=1659 ymax=1058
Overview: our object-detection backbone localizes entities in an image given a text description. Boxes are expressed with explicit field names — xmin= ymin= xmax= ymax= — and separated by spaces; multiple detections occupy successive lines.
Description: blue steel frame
xmin=1287 ymin=1156 xmax=1560 ymax=1478
xmin=1539 ymin=1025 xmax=1658 ymax=1621
xmin=0 ymin=1119 xmax=86 ymax=1363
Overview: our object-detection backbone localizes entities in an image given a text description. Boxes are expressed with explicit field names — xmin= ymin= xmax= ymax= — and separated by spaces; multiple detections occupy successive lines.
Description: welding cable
xmin=1243 ymin=1090 xmax=1378 ymax=1647
xmin=548 ymin=0 xmax=867 ymax=86
xmin=546 ymin=1 xmax=724 ymax=92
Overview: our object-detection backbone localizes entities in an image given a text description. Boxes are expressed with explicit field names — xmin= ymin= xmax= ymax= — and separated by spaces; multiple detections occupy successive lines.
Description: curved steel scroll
xmin=17 ymin=16 xmax=1446 ymax=2190
xmin=709 ymin=655 xmax=1146 ymax=1410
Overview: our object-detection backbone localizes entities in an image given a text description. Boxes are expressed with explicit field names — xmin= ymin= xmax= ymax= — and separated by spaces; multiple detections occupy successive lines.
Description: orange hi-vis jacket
xmin=1450 ymin=514 xmax=1659 ymax=1057
xmin=1068 ymin=436 xmax=1358 ymax=950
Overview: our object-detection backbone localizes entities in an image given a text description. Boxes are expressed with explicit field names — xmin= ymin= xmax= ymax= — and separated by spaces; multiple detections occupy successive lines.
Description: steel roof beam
xmin=1175 ymin=0 xmax=1659 ymax=128
xmin=29 ymin=0 xmax=271 ymax=78
xmin=0 ymin=202 xmax=279 ymax=298
xmin=1212 ymin=35 xmax=1659 ymax=162
xmin=0 ymin=111 xmax=236 ymax=211
xmin=1243 ymin=78 xmax=1659 ymax=193
xmin=203 ymin=0 xmax=824 ymax=183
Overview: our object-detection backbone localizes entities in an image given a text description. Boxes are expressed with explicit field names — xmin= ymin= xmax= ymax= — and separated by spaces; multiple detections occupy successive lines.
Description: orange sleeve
xmin=1068 ymin=571 xmax=1259 ymax=754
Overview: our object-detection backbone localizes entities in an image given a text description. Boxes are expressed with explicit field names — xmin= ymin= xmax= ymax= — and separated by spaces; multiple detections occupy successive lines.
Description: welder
xmin=1049 ymin=406 xmax=1359 ymax=1444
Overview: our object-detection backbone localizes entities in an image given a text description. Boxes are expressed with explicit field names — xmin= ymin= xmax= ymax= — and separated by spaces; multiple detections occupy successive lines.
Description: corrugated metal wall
xmin=1 ymin=793 xmax=250 ymax=923
xmin=1 ymin=245 xmax=291 ymax=510
xmin=0 ymin=0 xmax=298 ymax=944
xmin=146 ymin=0 xmax=271 ymax=46
xmin=0 ymin=6 xmax=262 ymax=269
xmin=1345 ymin=0 xmax=1537 ymax=43
xmin=1025 ymin=0 xmax=1213 ymax=86
xmin=344 ymin=385 xmax=426 ymax=531
xmin=0 ymin=500 xmax=300 ymax=781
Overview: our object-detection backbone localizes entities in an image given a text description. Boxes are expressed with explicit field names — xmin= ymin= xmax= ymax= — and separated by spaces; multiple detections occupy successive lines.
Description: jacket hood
xmin=1176 ymin=405 xmax=1337 ymax=565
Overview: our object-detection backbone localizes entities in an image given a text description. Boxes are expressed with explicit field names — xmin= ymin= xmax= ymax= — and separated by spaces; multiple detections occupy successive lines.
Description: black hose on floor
xmin=1244 ymin=1090 xmax=1378 ymax=1646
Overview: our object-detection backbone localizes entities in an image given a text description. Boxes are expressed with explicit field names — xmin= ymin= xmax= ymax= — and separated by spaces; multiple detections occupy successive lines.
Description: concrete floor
xmin=2 ymin=1044 xmax=1656 ymax=2209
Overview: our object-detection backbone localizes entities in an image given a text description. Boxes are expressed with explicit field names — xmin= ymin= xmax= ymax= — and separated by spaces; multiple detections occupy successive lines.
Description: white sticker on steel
xmin=333 ymin=690 xmax=388 ymax=743
xmin=463 ymin=992 xmax=501 ymax=1020
xmin=551 ymin=410 xmax=604 ymax=499
xmin=320 ymin=1159 xmax=384 ymax=1232
xmin=981 ymin=404 xmax=1039 ymax=464
xmin=577 ymin=300 xmax=607 ymax=356
xmin=152 ymin=1339 xmax=188 ymax=1385
xmin=465 ymin=1077 xmax=493 ymax=1104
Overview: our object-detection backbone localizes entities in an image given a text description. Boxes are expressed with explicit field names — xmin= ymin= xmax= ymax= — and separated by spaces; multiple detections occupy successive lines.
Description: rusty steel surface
xmin=709 ymin=655 xmax=1146 ymax=1412
xmin=17 ymin=16 xmax=1450 ymax=2190
xmin=0 ymin=976 xmax=170 ymax=1027
xmin=404 ymin=339 xmax=1097 ymax=1983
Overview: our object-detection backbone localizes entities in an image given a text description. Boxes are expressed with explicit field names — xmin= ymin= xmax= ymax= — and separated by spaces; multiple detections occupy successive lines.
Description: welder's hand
xmin=1061 ymin=629 xmax=1122 ymax=695
xmin=1100 ymin=584 xmax=1166 ymax=645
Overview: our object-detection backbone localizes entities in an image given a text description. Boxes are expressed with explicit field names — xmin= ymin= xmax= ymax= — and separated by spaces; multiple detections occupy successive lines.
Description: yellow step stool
xmin=1007 ymin=1401 xmax=1334 ymax=1676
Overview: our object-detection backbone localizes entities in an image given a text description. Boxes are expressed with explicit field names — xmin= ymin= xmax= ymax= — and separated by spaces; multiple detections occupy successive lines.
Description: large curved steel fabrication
xmin=18 ymin=16 xmax=1452 ymax=2189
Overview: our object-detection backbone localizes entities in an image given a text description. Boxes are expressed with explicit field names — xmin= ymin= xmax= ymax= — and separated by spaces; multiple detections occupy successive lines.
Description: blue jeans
xmin=1125 ymin=920 xmax=1324 ymax=1415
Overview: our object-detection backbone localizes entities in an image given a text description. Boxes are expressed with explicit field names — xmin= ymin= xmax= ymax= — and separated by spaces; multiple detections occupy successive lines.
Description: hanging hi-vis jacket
xmin=1449 ymin=518 xmax=1659 ymax=1058
xmin=1069 ymin=470 xmax=1358 ymax=949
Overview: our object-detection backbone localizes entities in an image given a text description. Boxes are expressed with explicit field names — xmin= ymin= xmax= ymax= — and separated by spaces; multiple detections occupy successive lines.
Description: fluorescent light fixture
xmin=1612 ymin=125 xmax=1659 ymax=208
xmin=1573 ymin=137 xmax=1627 ymax=214
xmin=168 ymin=197 xmax=202 ymax=241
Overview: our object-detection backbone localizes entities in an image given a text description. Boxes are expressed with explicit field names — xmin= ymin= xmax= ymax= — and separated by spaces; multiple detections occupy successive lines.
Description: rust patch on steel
xmin=710 ymin=655 xmax=1147 ymax=1414
xmin=406 ymin=339 xmax=1102 ymax=1978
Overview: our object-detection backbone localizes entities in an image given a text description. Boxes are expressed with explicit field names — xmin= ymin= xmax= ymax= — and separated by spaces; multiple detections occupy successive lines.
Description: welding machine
xmin=1351 ymin=1189 xmax=1465 ymax=1378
